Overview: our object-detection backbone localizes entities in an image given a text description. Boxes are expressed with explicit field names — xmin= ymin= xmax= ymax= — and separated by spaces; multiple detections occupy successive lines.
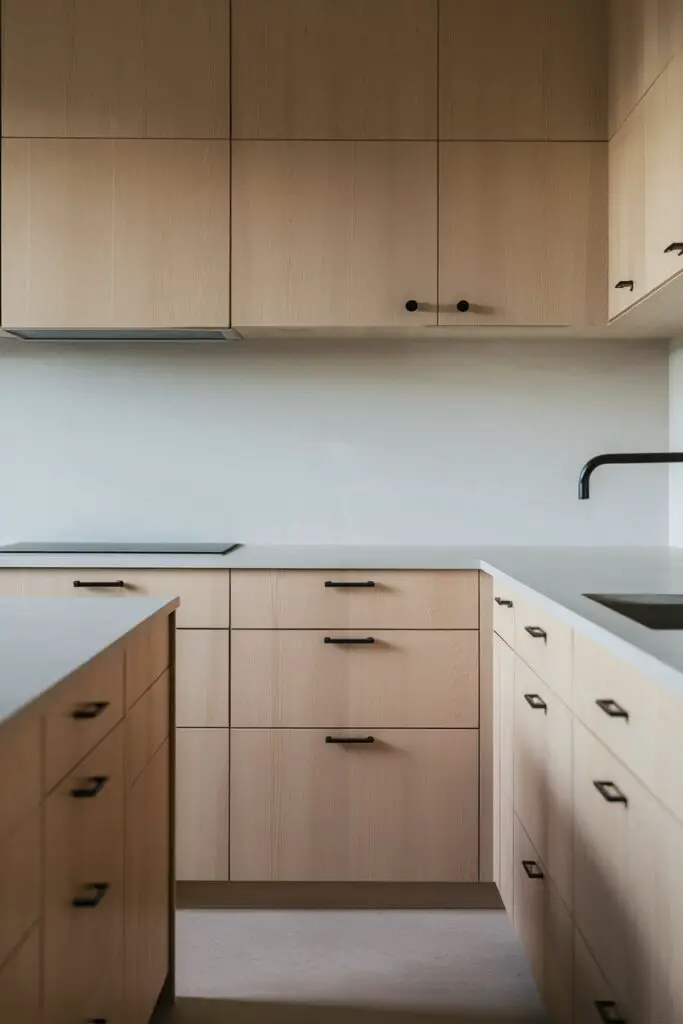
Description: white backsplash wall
xmin=0 ymin=336 xmax=670 ymax=546
xmin=670 ymin=338 xmax=683 ymax=547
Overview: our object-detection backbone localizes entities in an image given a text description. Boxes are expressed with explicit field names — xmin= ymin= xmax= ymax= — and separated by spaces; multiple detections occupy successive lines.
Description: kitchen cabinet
xmin=230 ymin=728 xmax=479 ymax=882
xmin=439 ymin=142 xmax=607 ymax=326
xmin=493 ymin=633 xmax=514 ymax=912
xmin=0 ymin=928 xmax=40 ymax=1024
xmin=644 ymin=53 xmax=683 ymax=293
xmin=513 ymin=593 xmax=573 ymax=706
xmin=176 ymin=630 xmax=230 ymax=728
xmin=440 ymin=0 xmax=607 ymax=141
xmin=573 ymin=927 xmax=622 ymax=1024
xmin=232 ymin=0 xmax=437 ymax=140
xmin=1 ymin=139 xmax=231 ymax=330
xmin=0 ymin=812 xmax=40 ymax=972
xmin=176 ymin=729 xmax=230 ymax=881
xmin=608 ymin=104 xmax=647 ymax=317
xmin=2 ymin=0 xmax=230 ymax=138
xmin=231 ymin=141 xmax=437 ymax=328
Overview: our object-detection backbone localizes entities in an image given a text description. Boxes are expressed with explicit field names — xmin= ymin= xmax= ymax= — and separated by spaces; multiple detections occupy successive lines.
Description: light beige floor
xmin=155 ymin=909 xmax=546 ymax=1023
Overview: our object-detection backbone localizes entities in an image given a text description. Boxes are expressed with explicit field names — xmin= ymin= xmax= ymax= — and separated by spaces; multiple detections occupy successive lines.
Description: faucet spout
xmin=578 ymin=452 xmax=683 ymax=499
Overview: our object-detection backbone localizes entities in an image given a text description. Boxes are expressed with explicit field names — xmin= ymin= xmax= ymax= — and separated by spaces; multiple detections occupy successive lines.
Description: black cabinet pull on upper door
xmin=73 ymin=579 xmax=126 ymax=589
xmin=596 ymin=698 xmax=629 ymax=720
xmin=71 ymin=701 xmax=110 ymax=720
xmin=522 ymin=860 xmax=544 ymax=880
xmin=524 ymin=694 xmax=548 ymax=712
xmin=325 ymin=736 xmax=375 ymax=744
xmin=615 ymin=280 xmax=634 ymax=291
xmin=72 ymin=882 xmax=110 ymax=908
xmin=324 ymin=637 xmax=376 ymax=645
xmin=324 ymin=580 xmax=376 ymax=589
xmin=524 ymin=625 xmax=547 ymax=640
xmin=664 ymin=242 xmax=683 ymax=255
xmin=594 ymin=781 xmax=628 ymax=805
xmin=71 ymin=775 xmax=109 ymax=799
xmin=595 ymin=1000 xmax=627 ymax=1023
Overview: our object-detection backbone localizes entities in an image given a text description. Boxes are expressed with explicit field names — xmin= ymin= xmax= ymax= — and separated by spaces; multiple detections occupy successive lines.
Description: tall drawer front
xmin=231 ymin=629 xmax=479 ymax=728
xmin=125 ymin=613 xmax=171 ymax=710
xmin=44 ymin=641 xmax=124 ymax=792
xmin=0 ymin=712 xmax=41 ymax=841
xmin=0 ymin=810 xmax=40 ymax=971
xmin=231 ymin=570 xmax=479 ymax=629
xmin=492 ymin=582 xmax=516 ymax=646
xmin=126 ymin=670 xmax=170 ymax=786
xmin=514 ymin=594 xmax=572 ymax=705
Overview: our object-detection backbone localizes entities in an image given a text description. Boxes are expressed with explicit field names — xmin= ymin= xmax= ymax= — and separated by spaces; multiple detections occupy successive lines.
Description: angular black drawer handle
xmin=522 ymin=860 xmax=544 ymax=880
xmin=494 ymin=597 xmax=513 ymax=608
xmin=595 ymin=1000 xmax=627 ymax=1023
xmin=324 ymin=580 xmax=376 ymax=588
xmin=72 ymin=882 xmax=110 ymax=908
xmin=324 ymin=636 xmax=375 ymax=645
xmin=524 ymin=693 xmax=548 ymax=712
xmin=596 ymin=698 xmax=629 ymax=720
xmin=325 ymin=736 xmax=375 ymax=744
xmin=73 ymin=579 xmax=126 ymax=589
xmin=615 ymin=280 xmax=634 ymax=291
xmin=594 ymin=780 xmax=628 ymax=805
xmin=71 ymin=775 xmax=109 ymax=799
xmin=524 ymin=625 xmax=547 ymax=640
xmin=71 ymin=701 xmax=110 ymax=720
xmin=664 ymin=242 xmax=683 ymax=255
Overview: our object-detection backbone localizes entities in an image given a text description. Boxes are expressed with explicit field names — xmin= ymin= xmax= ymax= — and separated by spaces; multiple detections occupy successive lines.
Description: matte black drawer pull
xmin=522 ymin=860 xmax=544 ymax=880
xmin=594 ymin=780 xmax=628 ymax=805
xmin=73 ymin=579 xmax=126 ymax=589
xmin=664 ymin=242 xmax=683 ymax=255
xmin=325 ymin=736 xmax=375 ymax=744
xmin=72 ymin=882 xmax=110 ymax=908
xmin=595 ymin=1000 xmax=627 ymax=1023
xmin=615 ymin=280 xmax=634 ymax=291
xmin=524 ymin=625 xmax=547 ymax=640
xmin=495 ymin=597 xmax=513 ymax=608
xmin=324 ymin=580 xmax=376 ymax=588
xmin=596 ymin=698 xmax=629 ymax=721
xmin=71 ymin=701 xmax=110 ymax=720
xmin=324 ymin=636 xmax=375 ymax=645
xmin=524 ymin=693 xmax=548 ymax=712
xmin=71 ymin=775 xmax=109 ymax=799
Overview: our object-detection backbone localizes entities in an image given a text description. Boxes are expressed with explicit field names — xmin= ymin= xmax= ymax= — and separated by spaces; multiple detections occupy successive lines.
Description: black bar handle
xmin=324 ymin=637 xmax=375 ymax=645
xmin=595 ymin=1001 xmax=627 ymax=1023
xmin=324 ymin=580 xmax=376 ymax=589
xmin=615 ymin=280 xmax=634 ymax=291
xmin=524 ymin=693 xmax=548 ymax=712
xmin=71 ymin=775 xmax=109 ymax=799
xmin=522 ymin=860 xmax=544 ymax=880
xmin=596 ymin=698 xmax=629 ymax=721
xmin=73 ymin=580 xmax=126 ymax=589
xmin=594 ymin=780 xmax=628 ymax=805
xmin=71 ymin=701 xmax=110 ymax=720
xmin=664 ymin=242 xmax=683 ymax=255
xmin=524 ymin=625 xmax=547 ymax=640
xmin=72 ymin=882 xmax=110 ymax=908
xmin=325 ymin=736 xmax=375 ymax=744
xmin=495 ymin=597 xmax=513 ymax=608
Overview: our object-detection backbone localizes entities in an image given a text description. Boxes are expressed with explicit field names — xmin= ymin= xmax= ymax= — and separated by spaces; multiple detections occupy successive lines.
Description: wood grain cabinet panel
xmin=493 ymin=583 xmax=516 ymax=647
xmin=231 ymin=141 xmax=437 ymax=328
xmin=2 ymin=139 xmax=231 ymax=330
xmin=573 ymin=926 xmax=622 ymax=1024
xmin=2 ymin=0 xmax=230 ymax=138
xmin=230 ymin=728 xmax=479 ymax=882
xmin=609 ymin=105 xmax=647 ymax=317
xmin=176 ymin=729 xmax=230 ymax=882
xmin=176 ymin=630 xmax=230 ymax=728
xmin=644 ymin=53 xmax=683 ymax=294
xmin=0 ymin=927 xmax=40 ymax=1024
xmin=0 ymin=811 xmax=40 ymax=973
xmin=513 ymin=594 xmax=573 ymax=706
xmin=232 ymin=0 xmax=437 ymax=140
xmin=440 ymin=0 xmax=607 ymax=141
xmin=0 ymin=712 xmax=40 ymax=841
xmin=439 ymin=142 xmax=607 ymax=327
xmin=126 ymin=670 xmax=170 ymax=786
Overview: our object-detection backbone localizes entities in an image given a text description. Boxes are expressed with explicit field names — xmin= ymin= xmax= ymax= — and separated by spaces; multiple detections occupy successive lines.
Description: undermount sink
xmin=584 ymin=593 xmax=683 ymax=630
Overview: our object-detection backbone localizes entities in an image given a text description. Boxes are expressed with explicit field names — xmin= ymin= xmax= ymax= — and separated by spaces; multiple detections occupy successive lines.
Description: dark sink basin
xmin=584 ymin=593 xmax=683 ymax=630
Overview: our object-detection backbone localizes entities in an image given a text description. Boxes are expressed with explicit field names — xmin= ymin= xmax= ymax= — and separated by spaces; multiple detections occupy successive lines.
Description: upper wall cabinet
xmin=608 ymin=105 xmax=646 ymax=318
xmin=2 ymin=139 xmax=231 ymax=329
xmin=644 ymin=54 xmax=683 ymax=293
xmin=439 ymin=143 xmax=607 ymax=326
xmin=439 ymin=0 xmax=607 ymax=141
xmin=231 ymin=142 xmax=437 ymax=328
xmin=1 ymin=0 xmax=230 ymax=138
xmin=231 ymin=0 xmax=437 ymax=140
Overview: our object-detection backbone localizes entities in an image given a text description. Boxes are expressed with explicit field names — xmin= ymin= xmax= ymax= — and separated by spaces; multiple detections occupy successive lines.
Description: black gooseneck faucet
xmin=578 ymin=452 xmax=683 ymax=499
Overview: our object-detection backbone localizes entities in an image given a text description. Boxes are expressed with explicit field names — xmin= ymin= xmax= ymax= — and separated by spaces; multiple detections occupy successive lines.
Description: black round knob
xmin=456 ymin=300 xmax=470 ymax=313
xmin=405 ymin=300 xmax=419 ymax=312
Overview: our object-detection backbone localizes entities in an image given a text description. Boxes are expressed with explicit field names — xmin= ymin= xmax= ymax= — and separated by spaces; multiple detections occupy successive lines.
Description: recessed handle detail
xmin=325 ymin=736 xmax=375 ymax=744
xmin=664 ymin=242 xmax=683 ymax=255
xmin=72 ymin=882 xmax=110 ymax=908
xmin=405 ymin=300 xmax=419 ymax=312
xmin=71 ymin=701 xmax=110 ymax=720
xmin=73 ymin=580 xmax=126 ymax=589
xmin=615 ymin=280 xmax=634 ymax=291
xmin=595 ymin=1000 xmax=627 ymax=1023
xmin=494 ymin=597 xmax=513 ymax=608
xmin=594 ymin=780 xmax=628 ymax=805
xmin=524 ymin=625 xmax=547 ymax=641
xmin=324 ymin=637 xmax=376 ymax=645
xmin=324 ymin=580 xmax=376 ymax=588
xmin=596 ymin=698 xmax=629 ymax=721
xmin=524 ymin=693 xmax=548 ymax=712
xmin=522 ymin=860 xmax=544 ymax=880
xmin=71 ymin=775 xmax=109 ymax=799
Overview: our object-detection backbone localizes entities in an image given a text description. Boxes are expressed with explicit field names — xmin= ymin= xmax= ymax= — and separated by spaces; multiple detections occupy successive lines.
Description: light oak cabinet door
xmin=439 ymin=142 xmax=607 ymax=326
xmin=651 ymin=809 xmax=683 ymax=1024
xmin=176 ymin=630 xmax=230 ymax=728
xmin=230 ymin=729 xmax=479 ymax=882
xmin=608 ymin=96 xmax=647 ymax=317
xmin=0 ymin=812 xmax=40 ymax=972
xmin=440 ymin=0 xmax=607 ymax=141
xmin=232 ymin=142 xmax=437 ymax=328
xmin=2 ymin=139 xmax=231 ymax=330
xmin=0 ymin=927 xmax=40 ymax=1024
xmin=644 ymin=54 xmax=683 ymax=293
xmin=232 ymin=0 xmax=437 ymax=140
xmin=176 ymin=729 xmax=230 ymax=881
xmin=573 ymin=926 xmax=623 ymax=1024
xmin=2 ymin=0 xmax=230 ymax=138
xmin=493 ymin=634 xmax=514 ymax=909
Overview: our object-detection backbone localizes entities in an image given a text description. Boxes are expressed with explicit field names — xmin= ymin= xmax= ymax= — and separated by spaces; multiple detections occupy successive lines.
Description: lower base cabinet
xmin=230 ymin=728 xmax=479 ymax=882
xmin=0 ymin=927 xmax=40 ymax=1024
xmin=176 ymin=729 xmax=230 ymax=881
xmin=573 ymin=927 xmax=622 ymax=1024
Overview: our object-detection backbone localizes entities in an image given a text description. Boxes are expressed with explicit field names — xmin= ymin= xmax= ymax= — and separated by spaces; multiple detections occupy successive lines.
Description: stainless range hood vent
xmin=5 ymin=328 xmax=242 ymax=342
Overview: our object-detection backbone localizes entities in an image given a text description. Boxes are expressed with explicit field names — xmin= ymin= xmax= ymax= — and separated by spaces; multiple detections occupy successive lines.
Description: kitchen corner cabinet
xmin=1 ymin=0 xmax=230 ymax=139
xmin=439 ymin=142 xmax=607 ymax=327
xmin=1 ymin=139 xmax=231 ymax=330
xmin=608 ymin=105 xmax=647 ymax=317
xmin=231 ymin=141 xmax=437 ymax=328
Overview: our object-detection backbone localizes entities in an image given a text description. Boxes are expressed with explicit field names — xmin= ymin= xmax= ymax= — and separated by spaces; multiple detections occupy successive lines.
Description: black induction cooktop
xmin=0 ymin=542 xmax=240 ymax=555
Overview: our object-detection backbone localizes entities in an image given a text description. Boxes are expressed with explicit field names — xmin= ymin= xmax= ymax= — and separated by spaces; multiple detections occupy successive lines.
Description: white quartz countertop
xmin=2 ymin=545 xmax=683 ymax=694
xmin=0 ymin=596 xmax=176 ymax=727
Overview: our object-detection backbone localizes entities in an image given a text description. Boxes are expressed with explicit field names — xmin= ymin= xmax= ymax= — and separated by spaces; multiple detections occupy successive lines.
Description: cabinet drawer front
xmin=44 ymin=724 xmax=125 ymax=1024
xmin=573 ymin=927 xmax=621 ymax=1024
xmin=231 ymin=570 xmax=479 ymax=629
xmin=0 ymin=811 xmax=40 ymax=971
xmin=231 ymin=629 xmax=479 ymax=728
xmin=514 ymin=595 xmax=572 ymax=705
xmin=6 ymin=568 xmax=229 ymax=627
xmin=176 ymin=629 xmax=230 ymax=728
xmin=126 ymin=670 xmax=170 ymax=786
xmin=513 ymin=814 xmax=545 ymax=994
xmin=230 ymin=728 xmax=479 ymax=882
xmin=0 ymin=712 xmax=41 ymax=840
xmin=0 ymin=926 xmax=40 ymax=1024
xmin=493 ymin=582 xmax=516 ymax=646
xmin=125 ymin=612 xmax=171 ymax=710
xmin=44 ymin=641 xmax=124 ymax=791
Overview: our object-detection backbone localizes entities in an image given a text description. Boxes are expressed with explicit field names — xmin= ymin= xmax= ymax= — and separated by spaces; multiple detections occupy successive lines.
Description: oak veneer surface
xmin=176 ymin=630 xmax=230 ymax=728
xmin=0 ymin=927 xmax=40 ymax=1024
xmin=0 ymin=811 xmax=40 ymax=974
xmin=608 ymin=99 xmax=647 ymax=316
xmin=176 ymin=728 xmax=230 ymax=882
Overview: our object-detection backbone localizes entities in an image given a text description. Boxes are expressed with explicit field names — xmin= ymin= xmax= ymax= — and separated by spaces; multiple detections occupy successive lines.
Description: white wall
xmin=670 ymin=339 xmax=683 ymax=547
xmin=0 ymin=336 xmax=670 ymax=546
